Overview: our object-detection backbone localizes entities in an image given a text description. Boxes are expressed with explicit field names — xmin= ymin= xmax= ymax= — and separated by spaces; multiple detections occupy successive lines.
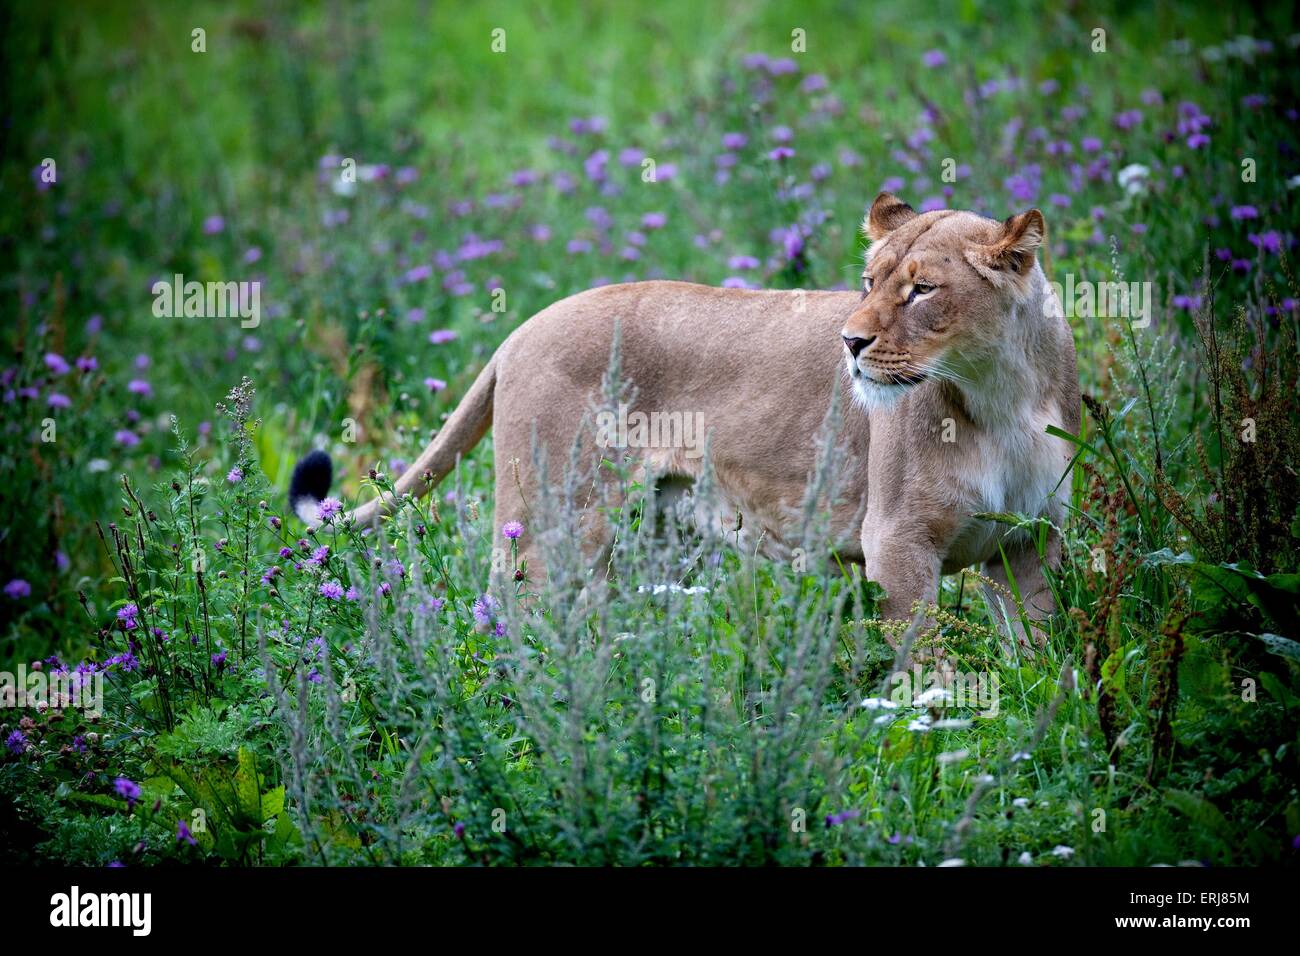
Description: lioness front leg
xmin=981 ymin=531 xmax=1059 ymax=650
xmin=862 ymin=524 xmax=941 ymax=655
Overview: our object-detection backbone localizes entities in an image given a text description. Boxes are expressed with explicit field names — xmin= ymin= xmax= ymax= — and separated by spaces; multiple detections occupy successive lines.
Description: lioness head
xmin=841 ymin=192 xmax=1046 ymax=408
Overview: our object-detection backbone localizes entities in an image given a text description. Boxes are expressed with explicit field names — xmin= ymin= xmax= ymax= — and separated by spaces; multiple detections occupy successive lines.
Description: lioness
xmin=290 ymin=193 xmax=1080 ymax=645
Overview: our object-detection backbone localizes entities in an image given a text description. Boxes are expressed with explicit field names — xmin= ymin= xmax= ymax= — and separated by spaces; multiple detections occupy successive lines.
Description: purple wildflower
xmin=825 ymin=809 xmax=861 ymax=827
xmin=114 ymin=777 xmax=141 ymax=808
xmin=472 ymin=594 xmax=498 ymax=628
xmin=117 ymin=603 xmax=140 ymax=630
xmin=1248 ymin=231 xmax=1282 ymax=254
xmin=4 ymin=579 xmax=32 ymax=599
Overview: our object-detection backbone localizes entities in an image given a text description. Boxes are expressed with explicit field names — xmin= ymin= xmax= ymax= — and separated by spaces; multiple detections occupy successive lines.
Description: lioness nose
xmin=842 ymin=334 xmax=876 ymax=358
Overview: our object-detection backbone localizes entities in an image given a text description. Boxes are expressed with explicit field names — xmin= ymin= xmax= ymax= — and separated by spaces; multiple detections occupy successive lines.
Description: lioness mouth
xmin=865 ymin=369 xmax=928 ymax=387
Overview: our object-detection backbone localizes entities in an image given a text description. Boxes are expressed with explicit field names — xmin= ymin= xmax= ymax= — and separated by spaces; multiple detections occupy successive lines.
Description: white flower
xmin=1116 ymin=163 xmax=1151 ymax=197
xmin=1011 ymin=751 xmax=1033 ymax=763
xmin=912 ymin=687 xmax=953 ymax=707
xmin=1018 ymin=851 xmax=1034 ymax=865
xmin=1012 ymin=797 xmax=1030 ymax=809
xmin=637 ymin=583 xmax=710 ymax=595
xmin=1051 ymin=845 xmax=1075 ymax=859
xmin=1287 ymin=174 xmax=1300 ymax=190
xmin=88 ymin=458 xmax=110 ymax=473
xmin=860 ymin=697 xmax=900 ymax=711
xmin=931 ymin=718 xmax=972 ymax=730
xmin=937 ymin=858 xmax=966 ymax=867
xmin=907 ymin=714 xmax=933 ymax=732
xmin=936 ymin=749 xmax=969 ymax=765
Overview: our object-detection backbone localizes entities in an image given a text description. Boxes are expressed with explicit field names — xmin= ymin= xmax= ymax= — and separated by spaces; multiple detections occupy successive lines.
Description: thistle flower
xmin=117 ymin=603 xmax=140 ymax=630
xmin=502 ymin=521 xmax=524 ymax=540
xmin=114 ymin=776 xmax=141 ymax=808
xmin=4 ymin=579 xmax=31 ymax=599
xmin=472 ymin=594 xmax=498 ymax=629
xmin=320 ymin=581 xmax=344 ymax=600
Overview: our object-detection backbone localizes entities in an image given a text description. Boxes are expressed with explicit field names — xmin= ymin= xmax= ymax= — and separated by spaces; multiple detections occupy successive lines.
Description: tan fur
xmin=348 ymin=193 xmax=1080 ymax=649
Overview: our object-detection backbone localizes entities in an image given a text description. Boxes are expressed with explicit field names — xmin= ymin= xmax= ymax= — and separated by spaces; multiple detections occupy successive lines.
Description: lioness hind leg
xmin=490 ymin=418 xmax=624 ymax=592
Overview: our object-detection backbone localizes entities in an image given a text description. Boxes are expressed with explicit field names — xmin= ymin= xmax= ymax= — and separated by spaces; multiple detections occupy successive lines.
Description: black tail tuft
xmin=288 ymin=449 xmax=333 ymax=523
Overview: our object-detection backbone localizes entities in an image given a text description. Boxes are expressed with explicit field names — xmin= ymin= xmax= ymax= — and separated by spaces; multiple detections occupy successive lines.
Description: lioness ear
xmin=964 ymin=209 xmax=1045 ymax=287
xmin=864 ymin=192 xmax=918 ymax=241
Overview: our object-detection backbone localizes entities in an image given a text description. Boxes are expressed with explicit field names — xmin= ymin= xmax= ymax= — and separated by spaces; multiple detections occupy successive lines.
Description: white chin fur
xmin=294 ymin=498 xmax=321 ymax=524
xmin=850 ymin=375 xmax=911 ymax=411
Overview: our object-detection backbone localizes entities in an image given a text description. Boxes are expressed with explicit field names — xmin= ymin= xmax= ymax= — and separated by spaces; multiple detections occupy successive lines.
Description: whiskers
xmin=912 ymin=356 xmax=976 ymax=389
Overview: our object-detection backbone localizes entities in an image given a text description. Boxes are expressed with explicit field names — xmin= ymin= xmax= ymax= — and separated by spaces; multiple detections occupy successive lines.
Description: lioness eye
xmin=863 ymin=276 xmax=874 ymax=292
xmin=909 ymin=282 xmax=936 ymax=301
